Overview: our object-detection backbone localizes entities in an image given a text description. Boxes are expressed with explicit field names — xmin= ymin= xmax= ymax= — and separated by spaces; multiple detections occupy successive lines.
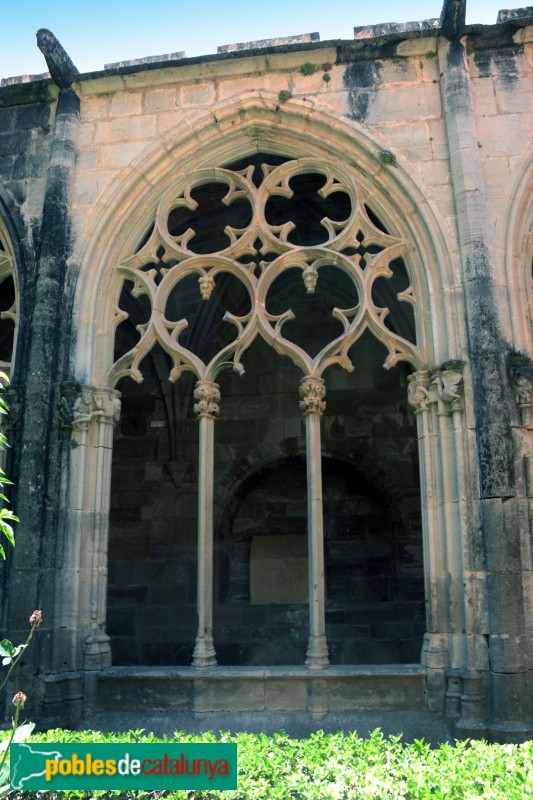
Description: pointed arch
xmin=498 ymin=144 xmax=533 ymax=353
xmin=71 ymin=95 xmax=463 ymax=386
xmin=64 ymin=93 xmax=476 ymax=681
xmin=0 ymin=214 xmax=20 ymax=380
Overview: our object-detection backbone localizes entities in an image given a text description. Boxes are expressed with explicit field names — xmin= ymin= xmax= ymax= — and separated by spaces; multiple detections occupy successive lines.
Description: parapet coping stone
xmin=1 ymin=15 xmax=532 ymax=98
xmin=98 ymin=664 xmax=428 ymax=681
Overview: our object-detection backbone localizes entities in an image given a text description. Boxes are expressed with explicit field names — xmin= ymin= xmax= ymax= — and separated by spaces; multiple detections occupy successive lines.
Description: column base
xmin=84 ymin=632 xmax=112 ymax=671
xmin=305 ymin=634 xmax=329 ymax=669
xmin=192 ymin=635 xmax=217 ymax=668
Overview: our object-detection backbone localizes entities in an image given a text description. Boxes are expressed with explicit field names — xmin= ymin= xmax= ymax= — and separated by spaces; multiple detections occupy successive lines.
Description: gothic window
xmin=0 ymin=231 xmax=18 ymax=378
xmin=108 ymin=154 xmax=423 ymax=668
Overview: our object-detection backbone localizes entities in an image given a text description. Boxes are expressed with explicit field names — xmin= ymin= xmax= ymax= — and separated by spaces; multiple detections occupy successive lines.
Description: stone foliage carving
xmin=108 ymin=157 xmax=421 ymax=389
xmin=193 ymin=380 xmax=221 ymax=418
xmin=299 ymin=376 xmax=326 ymax=416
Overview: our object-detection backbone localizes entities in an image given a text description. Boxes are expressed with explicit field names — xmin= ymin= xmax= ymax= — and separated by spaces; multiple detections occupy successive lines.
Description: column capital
xmin=407 ymin=370 xmax=432 ymax=414
xmin=299 ymin=376 xmax=326 ymax=416
xmin=509 ymin=356 xmax=533 ymax=426
xmin=408 ymin=363 xmax=465 ymax=415
xmin=194 ymin=380 xmax=220 ymax=419
xmin=59 ymin=384 xmax=121 ymax=431
xmin=431 ymin=361 xmax=465 ymax=414
xmin=93 ymin=391 xmax=122 ymax=426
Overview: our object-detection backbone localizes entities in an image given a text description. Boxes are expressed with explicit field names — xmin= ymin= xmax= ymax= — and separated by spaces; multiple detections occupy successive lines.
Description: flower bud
xmin=12 ymin=691 xmax=26 ymax=708
xmin=29 ymin=610 xmax=42 ymax=626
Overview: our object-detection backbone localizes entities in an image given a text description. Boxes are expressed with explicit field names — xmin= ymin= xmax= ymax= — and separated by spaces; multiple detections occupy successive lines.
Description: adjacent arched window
xmin=0 ymin=223 xmax=18 ymax=380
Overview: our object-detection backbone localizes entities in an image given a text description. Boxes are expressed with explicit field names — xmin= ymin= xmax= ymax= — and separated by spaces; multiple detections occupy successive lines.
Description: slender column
xmin=54 ymin=388 xmax=93 ymax=670
xmin=192 ymin=380 xmax=220 ymax=668
xmin=432 ymin=367 xmax=466 ymax=644
xmin=408 ymin=372 xmax=444 ymax=635
xmin=55 ymin=387 xmax=121 ymax=672
xmin=300 ymin=376 xmax=329 ymax=669
xmin=408 ymin=371 xmax=448 ymax=711
xmin=84 ymin=390 xmax=121 ymax=670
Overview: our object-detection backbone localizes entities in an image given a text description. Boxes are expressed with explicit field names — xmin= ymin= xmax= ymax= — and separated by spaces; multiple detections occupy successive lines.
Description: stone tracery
xmin=109 ymin=154 xmax=423 ymax=669
xmin=0 ymin=234 xmax=18 ymax=380
xmin=108 ymin=157 xmax=421 ymax=388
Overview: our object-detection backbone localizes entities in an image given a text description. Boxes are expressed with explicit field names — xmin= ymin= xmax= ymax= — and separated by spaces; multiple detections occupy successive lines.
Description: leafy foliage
xmin=299 ymin=62 xmax=317 ymax=76
xmin=0 ymin=373 xmax=18 ymax=560
xmin=1 ymin=728 xmax=532 ymax=799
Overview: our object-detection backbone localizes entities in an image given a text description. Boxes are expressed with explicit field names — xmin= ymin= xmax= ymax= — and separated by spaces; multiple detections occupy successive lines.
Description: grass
xmin=2 ymin=727 xmax=533 ymax=799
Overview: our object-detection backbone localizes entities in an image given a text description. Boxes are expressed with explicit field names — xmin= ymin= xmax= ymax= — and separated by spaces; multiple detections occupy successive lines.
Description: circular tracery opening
xmin=111 ymin=151 xmax=418 ymax=386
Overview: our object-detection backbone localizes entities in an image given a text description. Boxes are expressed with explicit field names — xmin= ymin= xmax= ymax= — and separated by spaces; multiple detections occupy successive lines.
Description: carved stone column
xmin=430 ymin=363 xmax=466 ymax=651
xmin=84 ymin=390 xmax=121 ymax=670
xmin=192 ymin=380 xmax=220 ymax=668
xmin=57 ymin=386 xmax=121 ymax=674
xmin=408 ymin=369 xmax=448 ymax=709
xmin=300 ymin=376 xmax=329 ymax=669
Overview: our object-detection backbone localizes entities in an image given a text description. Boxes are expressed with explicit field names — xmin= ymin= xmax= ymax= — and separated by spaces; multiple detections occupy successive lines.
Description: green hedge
xmin=3 ymin=727 xmax=533 ymax=799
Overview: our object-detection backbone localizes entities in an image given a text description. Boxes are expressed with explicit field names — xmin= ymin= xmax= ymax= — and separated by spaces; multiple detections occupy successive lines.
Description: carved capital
xmin=408 ymin=362 xmax=465 ymax=415
xmin=432 ymin=361 xmax=464 ymax=413
xmin=509 ymin=357 xmax=533 ymax=427
xmin=407 ymin=370 xmax=432 ymax=413
xmin=60 ymin=385 xmax=121 ymax=431
xmin=509 ymin=358 xmax=533 ymax=408
xmin=299 ymin=376 xmax=326 ymax=416
xmin=194 ymin=380 xmax=221 ymax=419
xmin=93 ymin=392 xmax=121 ymax=426
xmin=71 ymin=391 xmax=94 ymax=431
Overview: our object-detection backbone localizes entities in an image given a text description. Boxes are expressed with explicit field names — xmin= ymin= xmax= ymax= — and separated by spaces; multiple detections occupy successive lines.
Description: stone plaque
xmin=250 ymin=535 xmax=308 ymax=604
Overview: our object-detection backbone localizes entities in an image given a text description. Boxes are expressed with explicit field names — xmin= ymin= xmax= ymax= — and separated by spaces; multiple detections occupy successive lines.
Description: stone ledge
xmin=93 ymin=664 xmax=429 ymax=718
xmin=98 ymin=663 xmax=427 ymax=680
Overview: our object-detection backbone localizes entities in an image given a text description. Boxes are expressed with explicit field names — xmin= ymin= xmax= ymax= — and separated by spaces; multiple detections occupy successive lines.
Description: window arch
xmin=0 ymin=221 xmax=19 ymax=380
xmin=106 ymin=152 xmax=424 ymax=669
xmin=108 ymin=153 xmax=421 ymax=389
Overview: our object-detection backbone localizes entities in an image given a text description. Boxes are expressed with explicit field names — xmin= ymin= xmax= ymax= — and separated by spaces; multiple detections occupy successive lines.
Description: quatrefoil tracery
xmin=109 ymin=158 xmax=421 ymax=387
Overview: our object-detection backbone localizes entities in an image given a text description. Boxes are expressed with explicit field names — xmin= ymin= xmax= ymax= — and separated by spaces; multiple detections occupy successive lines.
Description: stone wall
xmin=0 ymin=14 xmax=532 ymax=739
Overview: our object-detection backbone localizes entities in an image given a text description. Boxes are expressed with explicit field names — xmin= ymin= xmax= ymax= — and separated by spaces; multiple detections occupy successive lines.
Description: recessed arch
xmin=0 ymin=215 xmax=20 ymax=380
xmin=71 ymin=96 xmax=463 ymax=387
xmin=65 ymin=93 xmax=468 ymax=676
xmin=498 ymin=144 xmax=533 ymax=353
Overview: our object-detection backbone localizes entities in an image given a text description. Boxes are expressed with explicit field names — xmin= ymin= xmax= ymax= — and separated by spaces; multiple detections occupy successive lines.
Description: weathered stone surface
xmin=36 ymin=29 xmax=79 ymax=89
xmin=439 ymin=0 xmax=467 ymax=40
xmin=218 ymin=33 xmax=319 ymax=53
xmin=354 ymin=19 xmax=439 ymax=39
xmin=0 ymin=11 xmax=532 ymax=741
